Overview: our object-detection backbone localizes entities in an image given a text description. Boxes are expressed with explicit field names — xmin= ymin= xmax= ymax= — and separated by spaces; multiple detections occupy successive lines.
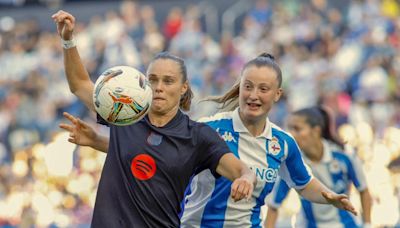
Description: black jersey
xmin=91 ymin=110 xmax=230 ymax=228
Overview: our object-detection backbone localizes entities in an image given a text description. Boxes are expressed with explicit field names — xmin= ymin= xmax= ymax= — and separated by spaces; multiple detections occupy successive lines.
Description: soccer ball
xmin=93 ymin=66 xmax=152 ymax=126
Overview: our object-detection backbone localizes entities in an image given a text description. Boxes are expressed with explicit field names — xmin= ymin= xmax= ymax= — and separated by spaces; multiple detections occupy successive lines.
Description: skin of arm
xmin=264 ymin=207 xmax=279 ymax=228
xmin=52 ymin=10 xmax=95 ymax=112
xmin=359 ymin=188 xmax=372 ymax=224
xmin=216 ymin=153 xmax=257 ymax=202
xmin=59 ymin=112 xmax=109 ymax=153
xmin=297 ymin=178 xmax=357 ymax=215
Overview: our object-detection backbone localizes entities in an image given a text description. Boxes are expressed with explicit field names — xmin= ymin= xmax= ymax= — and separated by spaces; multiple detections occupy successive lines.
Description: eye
xmin=164 ymin=78 xmax=174 ymax=84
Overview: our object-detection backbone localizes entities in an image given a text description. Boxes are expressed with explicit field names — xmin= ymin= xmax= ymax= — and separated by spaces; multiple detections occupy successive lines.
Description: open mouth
xmin=247 ymin=103 xmax=261 ymax=108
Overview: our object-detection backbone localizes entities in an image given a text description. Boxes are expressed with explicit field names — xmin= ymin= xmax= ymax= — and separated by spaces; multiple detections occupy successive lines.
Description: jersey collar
xmin=321 ymin=140 xmax=333 ymax=163
xmin=232 ymin=107 xmax=272 ymax=139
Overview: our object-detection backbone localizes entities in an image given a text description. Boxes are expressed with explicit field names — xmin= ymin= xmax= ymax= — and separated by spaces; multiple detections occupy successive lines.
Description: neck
xmin=148 ymin=107 xmax=179 ymax=127
xmin=305 ymin=140 xmax=324 ymax=162
xmin=239 ymin=112 xmax=266 ymax=137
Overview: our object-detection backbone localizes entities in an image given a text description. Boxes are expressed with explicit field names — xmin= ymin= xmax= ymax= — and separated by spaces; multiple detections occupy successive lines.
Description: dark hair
xmin=206 ymin=52 xmax=282 ymax=110
xmin=292 ymin=106 xmax=344 ymax=149
xmin=151 ymin=52 xmax=193 ymax=111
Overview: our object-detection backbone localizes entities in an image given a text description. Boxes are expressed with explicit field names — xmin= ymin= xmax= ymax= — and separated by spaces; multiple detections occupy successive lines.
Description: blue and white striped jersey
xmin=267 ymin=140 xmax=368 ymax=228
xmin=181 ymin=108 xmax=312 ymax=228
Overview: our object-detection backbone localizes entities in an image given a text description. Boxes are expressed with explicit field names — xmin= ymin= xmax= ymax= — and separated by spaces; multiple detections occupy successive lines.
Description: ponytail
xmin=180 ymin=84 xmax=193 ymax=111
xmin=205 ymin=81 xmax=240 ymax=111
xmin=317 ymin=106 xmax=344 ymax=149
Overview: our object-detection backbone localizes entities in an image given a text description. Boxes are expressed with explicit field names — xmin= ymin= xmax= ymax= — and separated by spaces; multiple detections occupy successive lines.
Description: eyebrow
xmin=148 ymin=74 xmax=176 ymax=79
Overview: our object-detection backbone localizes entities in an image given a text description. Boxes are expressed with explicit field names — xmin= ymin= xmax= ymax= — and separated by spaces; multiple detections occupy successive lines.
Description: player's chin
xmin=242 ymin=108 xmax=263 ymax=119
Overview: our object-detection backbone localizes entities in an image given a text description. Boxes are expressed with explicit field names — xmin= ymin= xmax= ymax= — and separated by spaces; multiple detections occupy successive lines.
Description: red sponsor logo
xmin=131 ymin=154 xmax=156 ymax=180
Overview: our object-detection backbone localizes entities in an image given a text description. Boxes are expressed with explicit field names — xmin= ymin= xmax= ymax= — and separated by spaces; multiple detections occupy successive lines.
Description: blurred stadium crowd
xmin=0 ymin=0 xmax=400 ymax=227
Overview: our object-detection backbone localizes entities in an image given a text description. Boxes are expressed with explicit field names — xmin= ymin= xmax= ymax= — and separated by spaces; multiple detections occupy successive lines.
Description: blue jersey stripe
xmin=200 ymin=177 xmax=232 ymax=228
xmin=338 ymin=209 xmax=358 ymax=228
xmin=201 ymin=118 xmax=239 ymax=227
xmin=301 ymin=199 xmax=317 ymax=228
xmin=273 ymin=179 xmax=290 ymax=204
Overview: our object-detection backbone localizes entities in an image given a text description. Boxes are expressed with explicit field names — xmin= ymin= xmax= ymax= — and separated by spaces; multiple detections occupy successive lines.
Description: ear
xmin=313 ymin=125 xmax=322 ymax=138
xmin=181 ymin=80 xmax=188 ymax=96
xmin=274 ymin=88 xmax=283 ymax=102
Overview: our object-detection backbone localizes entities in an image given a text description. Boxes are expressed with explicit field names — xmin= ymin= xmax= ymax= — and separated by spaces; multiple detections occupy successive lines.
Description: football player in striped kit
xmin=180 ymin=54 xmax=357 ymax=227
xmin=265 ymin=107 xmax=372 ymax=228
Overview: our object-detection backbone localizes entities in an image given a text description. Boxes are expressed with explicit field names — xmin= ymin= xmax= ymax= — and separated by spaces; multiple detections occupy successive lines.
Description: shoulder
xmin=270 ymin=122 xmax=297 ymax=144
xmin=197 ymin=111 xmax=233 ymax=123
xmin=197 ymin=111 xmax=234 ymax=130
xmin=331 ymin=151 xmax=353 ymax=164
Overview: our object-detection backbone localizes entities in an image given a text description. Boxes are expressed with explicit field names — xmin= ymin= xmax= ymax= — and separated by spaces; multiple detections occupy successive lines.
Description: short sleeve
xmin=266 ymin=177 xmax=290 ymax=209
xmin=279 ymin=137 xmax=312 ymax=189
xmin=195 ymin=124 xmax=231 ymax=177
xmin=96 ymin=113 xmax=110 ymax=126
xmin=347 ymin=153 xmax=368 ymax=191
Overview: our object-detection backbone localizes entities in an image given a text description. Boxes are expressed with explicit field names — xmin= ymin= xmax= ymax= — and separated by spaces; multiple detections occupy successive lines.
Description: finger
xmin=63 ymin=112 xmax=79 ymax=124
xmin=341 ymin=198 xmax=357 ymax=215
xmin=76 ymin=118 xmax=88 ymax=128
xmin=246 ymin=184 xmax=253 ymax=201
xmin=64 ymin=19 xmax=74 ymax=31
xmin=59 ymin=123 xmax=74 ymax=132
xmin=233 ymin=184 xmax=245 ymax=201
xmin=231 ymin=185 xmax=238 ymax=201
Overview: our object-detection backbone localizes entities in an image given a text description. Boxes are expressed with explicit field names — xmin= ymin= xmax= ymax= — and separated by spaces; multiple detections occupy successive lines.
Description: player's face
xmin=239 ymin=65 xmax=282 ymax=123
xmin=287 ymin=115 xmax=319 ymax=154
xmin=147 ymin=59 xmax=188 ymax=115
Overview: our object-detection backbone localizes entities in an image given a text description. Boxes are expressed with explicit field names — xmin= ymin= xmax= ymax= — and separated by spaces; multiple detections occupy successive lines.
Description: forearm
xmin=298 ymin=178 xmax=332 ymax=204
xmin=360 ymin=189 xmax=372 ymax=224
xmin=265 ymin=207 xmax=279 ymax=228
xmin=216 ymin=153 xmax=256 ymax=184
xmin=90 ymin=134 xmax=109 ymax=153
xmin=63 ymin=47 xmax=95 ymax=111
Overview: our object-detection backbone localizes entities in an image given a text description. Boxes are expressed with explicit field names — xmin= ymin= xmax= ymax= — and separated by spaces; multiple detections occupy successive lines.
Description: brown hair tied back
xmin=258 ymin=52 xmax=275 ymax=61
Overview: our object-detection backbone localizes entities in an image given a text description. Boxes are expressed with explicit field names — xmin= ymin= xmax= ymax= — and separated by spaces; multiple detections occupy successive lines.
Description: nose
xmin=248 ymin=88 xmax=258 ymax=100
xmin=152 ymin=81 xmax=163 ymax=93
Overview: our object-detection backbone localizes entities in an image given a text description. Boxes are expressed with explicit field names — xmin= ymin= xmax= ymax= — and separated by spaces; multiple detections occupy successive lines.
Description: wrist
xmin=61 ymin=38 xmax=76 ymax=49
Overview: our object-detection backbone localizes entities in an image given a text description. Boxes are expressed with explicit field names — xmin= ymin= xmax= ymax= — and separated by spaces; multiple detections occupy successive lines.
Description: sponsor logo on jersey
xmin=216 ymin=128 xmax=237 ymax=143
xmin=268 ymin=137 xmax=281 ymax=156
xmin=251 ymin=166 xmax=279 ymax=183
xmin=131 ymin=154 xmax=156 ymax=180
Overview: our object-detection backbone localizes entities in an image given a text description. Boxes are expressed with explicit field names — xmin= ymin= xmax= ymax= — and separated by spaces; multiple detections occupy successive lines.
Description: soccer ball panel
xmin=93 ymin=66 xmax=152 ymax=126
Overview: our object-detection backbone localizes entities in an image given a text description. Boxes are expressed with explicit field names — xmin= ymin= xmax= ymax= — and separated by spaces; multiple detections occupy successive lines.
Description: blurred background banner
xmin=0 ymin=0 xmax=399 ymax=227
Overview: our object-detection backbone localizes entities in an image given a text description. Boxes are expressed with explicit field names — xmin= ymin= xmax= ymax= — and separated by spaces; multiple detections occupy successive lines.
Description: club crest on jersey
xmin=268 ymin=137 xmax=281 ymax=156
xmin=329 ymin=159 xmax=341 ymax=173
xmin=147 ymin=132 xmax=162 ymax=146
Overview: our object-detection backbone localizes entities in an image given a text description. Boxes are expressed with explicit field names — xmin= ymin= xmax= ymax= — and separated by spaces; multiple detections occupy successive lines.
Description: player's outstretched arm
xmin=264 ymin=206 xmax=279 ymax=228
xmin=216 ymin=153 xmax=257 ymax=202
xmin=298 ymin=178 xmax=357 ymax=215
xmin=52 ymin=10 xmax=95 ymax=112
xmin=59 ymin=112 xmax=109 ymax=153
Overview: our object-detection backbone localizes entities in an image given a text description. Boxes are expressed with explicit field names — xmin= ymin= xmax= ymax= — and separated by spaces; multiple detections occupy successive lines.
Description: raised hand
xmin=322 ymin=191 xmax=358 ymax=216
xmin=51 ymin=10 xmax=75 ymax=40
xmin=59 ymin=112 xmax=97 ymax=147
